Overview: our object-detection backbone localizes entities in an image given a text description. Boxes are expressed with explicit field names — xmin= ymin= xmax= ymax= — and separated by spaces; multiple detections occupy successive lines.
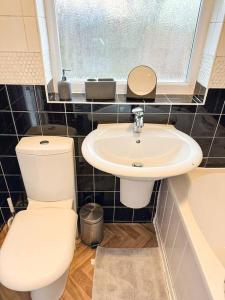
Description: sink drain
xmin=132 ymin=162 xmax=143 ymax=167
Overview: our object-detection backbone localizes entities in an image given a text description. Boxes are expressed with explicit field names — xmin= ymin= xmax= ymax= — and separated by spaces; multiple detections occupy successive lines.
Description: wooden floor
xmin=0 ymin=223 xmax=158 ymax=300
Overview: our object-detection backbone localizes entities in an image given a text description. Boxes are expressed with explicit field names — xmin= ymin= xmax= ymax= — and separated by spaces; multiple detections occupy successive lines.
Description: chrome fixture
xmin=132 ymin=107 xmax=144 ymax=133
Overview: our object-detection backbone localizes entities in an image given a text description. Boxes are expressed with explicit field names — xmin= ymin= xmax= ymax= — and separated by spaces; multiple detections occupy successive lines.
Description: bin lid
xmin=80 ymin=203 xmax=103 ymax=224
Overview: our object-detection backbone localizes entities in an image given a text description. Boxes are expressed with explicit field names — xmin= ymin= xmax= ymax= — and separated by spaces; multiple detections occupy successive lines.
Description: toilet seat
xmin=0 ymin=208 xmax=77 ymax=292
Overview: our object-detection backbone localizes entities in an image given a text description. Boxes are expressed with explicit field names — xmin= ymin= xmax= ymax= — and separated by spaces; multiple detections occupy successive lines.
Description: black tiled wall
xmin=0 ymin=85 xmax=225 ymax=229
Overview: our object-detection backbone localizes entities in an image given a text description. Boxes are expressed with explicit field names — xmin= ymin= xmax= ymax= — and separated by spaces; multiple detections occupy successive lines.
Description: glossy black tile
xmin=94 ymin=167 xmax=110 ymax=175
xmin=92 ymin=114 xmax=117 ymax=129
xmin=153 ymin=181 xmax=161 ymax=192
xmin=92 ymin=104 xmax=118 ymax=113
xmin=208 ymin=138 xmax=225 ymax=157
xmin=5 ymin=175 xmax=25 ymax=191
xmin=13 ymin=111 xmax=40 ymax=135
xmin=2 ymin=83 xmax=225 ymax=225
xmin=167 ymin=95 xmax=195 ymax=104
xmin=77 ymin=175 xmax=94 ymax=191
xmin=67 ymin=113 xmax=92 ymax=136
xmin=73 ymin=137 xmax=85 ymax=156
xmin=0 ymin=136 xmax=18 ymax=156
xmin=1 ymin=157 xmax=20 ymax=174
xmin=199 ymin=158 xmax=207 ymax=167
xmin=133 ymin=208 xmax=153 ymax=222
xmin=144 ymin=113 xmax=169 ymax=124
xmin=148 ymin=192 xmax=157 ymax=207
xmin=191 ymin=114 xmax=219 ymax=137
xmin=117 ymin=113 xmax=134 ymax=123
xmin=171 ymin=105 xmax=197 ymax=114
xmin=118 ymin=104 xmax=145 ymax=114
xmin=198 ymin=89 xmax=225 ymax=114
xmin=78 ymin=192 xmax=94 ymax=207
xmin=95 ymin=192 xmax=114 ymax=206
xmin=114 ymin=207 xmax=133 ymax=222
xmin=10 ymin=192 xmax=27 ymax=207
xmin=103 ymin=207 xmax=114 ymax=222
xmin=115 ymin=191 xmax=123 ymax=206
xmin=215 ymin=115 xmax=225 ymax=137
xmin=66 ymin=103 xmax=91 ymax=113
xmin=0 ymin=176 xmax=7 ymax=192
xmin=0 ymin=208 xmax=4 ymax=229
xmin=39 ymin=112 xmax=67 ymax=136
xmin=115 ymin=177 xmax=120 ymax=191
xmin=1 ymin=207 xmax=11 ymax=222
xmin=206 ymin=158 xmax=225 ymax=167
xmin=94 ymin=175 xmax=115 ymax=191
xmin=193 ymin=138 xmax=212 ymax=157
xmin=76 ymin=157 xmax=93 ymax=175
xmin=7 ymin=85 xmax=37 ymax=111
xmin=0 ymin=85 xmax=9 ymax=110
xmin=35 ymin=85 xmax=65 ymax=112
xmin=169 ymin=113 xmax=195 ymax=134
xmin=0 ymin=111 xmax=16 ymax=134
xmin=144 ymin=105 xmax=170 ymax=114
xmin=0 ymin=192 xmax=10 ymax=207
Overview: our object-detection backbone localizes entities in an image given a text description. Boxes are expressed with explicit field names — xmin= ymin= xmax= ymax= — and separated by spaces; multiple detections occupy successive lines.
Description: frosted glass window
xmin=55 ymin=0 xmax=202 ymax=82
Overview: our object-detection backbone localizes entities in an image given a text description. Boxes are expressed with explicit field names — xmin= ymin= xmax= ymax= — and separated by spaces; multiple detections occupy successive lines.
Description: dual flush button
xmin=40 ymin=140 xmax=49 ymax=145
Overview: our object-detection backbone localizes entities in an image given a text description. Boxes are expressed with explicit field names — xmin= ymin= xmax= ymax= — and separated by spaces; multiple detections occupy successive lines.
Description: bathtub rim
xmin=168 ymin=167 xmax=225 ymax=300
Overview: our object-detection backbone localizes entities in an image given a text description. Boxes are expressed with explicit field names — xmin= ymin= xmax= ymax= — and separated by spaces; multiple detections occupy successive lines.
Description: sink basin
xmin=82 ymin=123 xmax=202 ymax=208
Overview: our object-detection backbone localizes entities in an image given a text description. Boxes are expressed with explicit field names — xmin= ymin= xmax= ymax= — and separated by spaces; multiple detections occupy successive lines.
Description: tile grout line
xmin=167 ymin=104 xmax=172 ymax=124
xmin=159 ymin=183 xmax=169 ymax=229
xmin=174 ymin=240 xmax=188 ymax=281
xmin=163 ymin=201 xmax=175 ymax=245
xmin=5 ymin=85 xmax=19 ymax=142
xmin=189 ymin=105 xmax=198 ymax=136
xmin=33 ymin=85 xmax=43 ymax=135
xmin=0 ymin=207 xmax=5 ymax=225
xmin=64 ymin=103 xmax=69 ymax=137
xmin=168 ymin=220 xmax=181 ymax=262
xmin=151 ymin=189 xmax=159 ymax=222
xmin=0 ymin=162 xmax=12 ymax=224
xmin=113 ymin=176 xmax=117 ymax=222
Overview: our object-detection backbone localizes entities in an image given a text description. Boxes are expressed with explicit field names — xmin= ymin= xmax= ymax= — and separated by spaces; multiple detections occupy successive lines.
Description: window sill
xmin=47 ymin=92 xmax=204 ymax=106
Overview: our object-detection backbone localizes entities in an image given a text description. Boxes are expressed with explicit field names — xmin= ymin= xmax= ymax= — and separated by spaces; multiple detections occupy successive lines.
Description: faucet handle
xmin=132 ymin=107 xmax=143 ymax=115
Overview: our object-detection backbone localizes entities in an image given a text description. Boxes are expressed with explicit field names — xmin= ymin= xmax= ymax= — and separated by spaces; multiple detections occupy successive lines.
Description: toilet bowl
xmin=0 ymin=136 xmax=78 ymax=300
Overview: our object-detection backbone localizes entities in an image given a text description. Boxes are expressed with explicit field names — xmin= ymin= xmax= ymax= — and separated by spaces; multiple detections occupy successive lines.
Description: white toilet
xmin=0 ymin=136 xmax=78 ymax=300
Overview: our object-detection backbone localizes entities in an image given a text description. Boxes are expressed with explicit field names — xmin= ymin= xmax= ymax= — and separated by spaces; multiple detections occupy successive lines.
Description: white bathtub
xmin=155 ymin=168 xmax=225 ymax=300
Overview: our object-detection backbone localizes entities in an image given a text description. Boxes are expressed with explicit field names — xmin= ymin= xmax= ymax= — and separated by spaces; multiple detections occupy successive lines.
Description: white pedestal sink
xmin=82 ymin=123 xmax=203 ymax=208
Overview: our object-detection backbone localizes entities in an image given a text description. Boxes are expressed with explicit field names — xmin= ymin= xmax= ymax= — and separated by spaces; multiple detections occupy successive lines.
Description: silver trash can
xmin=80 ymin=203 xmax=104 ymax=247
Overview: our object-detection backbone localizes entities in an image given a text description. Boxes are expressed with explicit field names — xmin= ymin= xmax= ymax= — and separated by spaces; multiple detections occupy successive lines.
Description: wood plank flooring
xmin=0 ymin=223 xmax=158 ymax=300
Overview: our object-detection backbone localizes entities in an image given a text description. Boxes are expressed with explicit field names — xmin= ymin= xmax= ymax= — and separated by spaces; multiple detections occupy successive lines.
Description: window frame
xmin=45 ymin=0 xmax=212 ymax=95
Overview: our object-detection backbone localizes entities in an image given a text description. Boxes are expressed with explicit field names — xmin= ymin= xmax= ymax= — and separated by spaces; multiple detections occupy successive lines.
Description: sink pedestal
xmin=120 ymin=178 xmax=154 ymax=208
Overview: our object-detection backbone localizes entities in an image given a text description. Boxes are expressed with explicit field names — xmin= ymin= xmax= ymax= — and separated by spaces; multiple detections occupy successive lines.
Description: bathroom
xmin=0 ymin=0 xmax=225 ymax=299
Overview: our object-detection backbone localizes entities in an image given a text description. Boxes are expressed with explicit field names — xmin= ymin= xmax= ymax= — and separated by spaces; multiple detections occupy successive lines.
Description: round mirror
xmin=127 ymin=65 xmax=157 ymax=96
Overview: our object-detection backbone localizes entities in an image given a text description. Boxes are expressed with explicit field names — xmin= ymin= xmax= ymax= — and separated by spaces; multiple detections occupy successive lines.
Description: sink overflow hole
xmin=136 ymin=140 xmax=141 ymax=144
xmin=132 ymin=162 xmax=143 ymax=167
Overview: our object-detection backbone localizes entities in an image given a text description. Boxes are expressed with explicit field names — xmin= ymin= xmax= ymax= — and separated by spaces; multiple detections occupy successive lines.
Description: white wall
xmin=0 ymin=0 xmax=223 ymax=88
xmin=198 ymin=0 xmax=225 ymax=88
xmin=210 ymin=21 xmax=225 ymax=88
xmin=0 ymin=0 xmax=51 ymax=85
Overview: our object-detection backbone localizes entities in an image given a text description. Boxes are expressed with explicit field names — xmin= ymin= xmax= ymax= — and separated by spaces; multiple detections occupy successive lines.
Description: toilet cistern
xmin=132 ymin=107 xmax=144 ymax=133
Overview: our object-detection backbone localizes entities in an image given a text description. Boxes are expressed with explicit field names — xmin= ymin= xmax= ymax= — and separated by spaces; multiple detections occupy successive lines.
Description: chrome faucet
xmin=132 ymin=107 xmax=144 ymax=133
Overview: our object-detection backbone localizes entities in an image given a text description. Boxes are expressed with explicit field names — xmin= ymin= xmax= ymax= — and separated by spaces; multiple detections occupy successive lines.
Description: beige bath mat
xmin=92 ymin=247 xmax=169 ymax=300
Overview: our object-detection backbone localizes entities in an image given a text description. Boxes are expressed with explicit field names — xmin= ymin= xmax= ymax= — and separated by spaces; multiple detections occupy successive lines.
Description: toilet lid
xmin=0 ymin=208 xmax=77 ymax=291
